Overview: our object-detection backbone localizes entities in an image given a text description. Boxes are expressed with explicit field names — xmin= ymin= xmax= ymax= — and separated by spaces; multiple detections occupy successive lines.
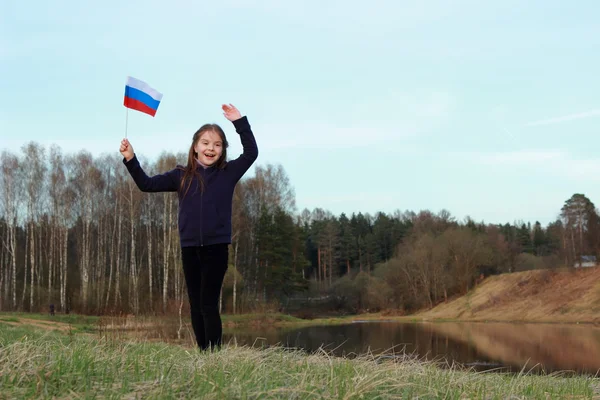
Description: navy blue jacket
xmin=123 ymin=116 xmax=258 ymax=247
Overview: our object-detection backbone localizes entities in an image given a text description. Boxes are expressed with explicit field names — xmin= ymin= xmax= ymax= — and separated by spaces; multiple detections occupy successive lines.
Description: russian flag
xmin=123 ymin=76 xmax=163 ymax=117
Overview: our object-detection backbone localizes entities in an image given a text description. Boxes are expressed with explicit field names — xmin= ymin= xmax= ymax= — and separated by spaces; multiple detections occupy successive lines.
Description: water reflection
xmin=98 ymin=316 xmax=600 ymax=375
xmin=224 ymin=321 xmax=600 ymax=375
xmin=425 ymin=321 xmax=600 ymax=374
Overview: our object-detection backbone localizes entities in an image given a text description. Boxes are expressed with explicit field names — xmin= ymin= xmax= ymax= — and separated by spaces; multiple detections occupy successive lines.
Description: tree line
xmin=1 ymin=143 xmax=598 ymax=315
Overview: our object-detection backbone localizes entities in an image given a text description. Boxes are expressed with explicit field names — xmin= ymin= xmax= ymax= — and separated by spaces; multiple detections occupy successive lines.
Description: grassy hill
xmin=418 ymin=267 xmax=600 ymax=323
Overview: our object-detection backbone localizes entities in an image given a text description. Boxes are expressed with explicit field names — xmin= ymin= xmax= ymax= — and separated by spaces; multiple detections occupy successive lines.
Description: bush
xmin=328 ymin=271 xmax=394 ymax=313
xmin=364 ymin=277 xmax=393 ymax=311
xmin=515 ymin=253 xmax=559 ymax=272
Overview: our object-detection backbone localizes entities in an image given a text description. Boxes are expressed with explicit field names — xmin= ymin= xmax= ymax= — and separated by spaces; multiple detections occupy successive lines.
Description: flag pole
xmin=125 ymin=107 xmax=129 ymax=139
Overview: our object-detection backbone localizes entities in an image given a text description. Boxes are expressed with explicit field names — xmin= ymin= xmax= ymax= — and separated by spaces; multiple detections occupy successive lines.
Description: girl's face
xmin=194 ymin=130 xmax=223 ymax=166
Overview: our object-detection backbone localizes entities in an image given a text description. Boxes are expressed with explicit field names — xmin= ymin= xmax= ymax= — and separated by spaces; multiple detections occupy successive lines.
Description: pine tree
xmin=338 ymin=213 xmax=356 ymax=275
xmin=532 ymin=221 xmax=547 ymax=256
xmin=560 ymin=193 xmax=596 ymax=266
xmin=518 ymin=223 xmax=534 ymax=254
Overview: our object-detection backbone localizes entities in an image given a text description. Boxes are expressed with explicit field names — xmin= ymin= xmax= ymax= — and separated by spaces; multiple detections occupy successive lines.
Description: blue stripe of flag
xmin=124 ymin=86 xmax=161 ymax=110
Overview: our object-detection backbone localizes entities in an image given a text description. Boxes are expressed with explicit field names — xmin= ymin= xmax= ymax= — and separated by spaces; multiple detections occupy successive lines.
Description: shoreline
xmin=1 ymin=321 xmax=597 ymax=398
xmin=4 ymin=310 xmax=600 ymax=330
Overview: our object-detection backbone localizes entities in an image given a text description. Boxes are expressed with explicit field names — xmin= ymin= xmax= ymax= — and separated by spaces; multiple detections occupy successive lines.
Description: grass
xmin=222 ymin=312 xmax=307 ymax=326
xmin=0 ymin=311 xmax=98 ymax=325
xmin=222 ymin=312 xmax=419 ymax=328
xmin=1 ymin=324 xmax=599 ymax=399
xmin=0 ymin=312 xmax=99 ymax=335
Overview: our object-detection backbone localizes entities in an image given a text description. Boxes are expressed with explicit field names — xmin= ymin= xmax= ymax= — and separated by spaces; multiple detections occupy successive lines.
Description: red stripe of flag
xmin=124 ymin=97 xmax=157 ymax=117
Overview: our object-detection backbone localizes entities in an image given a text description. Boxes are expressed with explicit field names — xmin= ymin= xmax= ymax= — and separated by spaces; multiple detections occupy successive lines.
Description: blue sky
xmin=2 ymin=0 xmax=600 ymax=226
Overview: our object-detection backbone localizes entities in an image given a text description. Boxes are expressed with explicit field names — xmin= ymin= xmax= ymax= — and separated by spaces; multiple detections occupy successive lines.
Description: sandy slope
xmin=418 ymin=268 xmax=600 ymax=323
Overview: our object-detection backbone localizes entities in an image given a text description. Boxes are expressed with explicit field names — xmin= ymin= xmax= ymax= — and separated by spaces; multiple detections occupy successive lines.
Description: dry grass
xmin=1 ymin=323 xmax=599 ymax=399
xmin=420 ymin=268 xmax=600 ymax=323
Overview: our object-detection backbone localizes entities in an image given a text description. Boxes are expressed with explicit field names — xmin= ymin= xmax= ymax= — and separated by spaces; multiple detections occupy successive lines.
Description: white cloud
xmin=524 ymin=109 xmax=600 ymax=127
xmin=464 ymin=149 xmax=600 ymax=182
xmin=472 ymin=149 xmax=563 ymax=164
xmin=254 ymin=122 xmax=418 ymax=150
xmin=220 ymin=0 xmax=463 ymax=29
xmin=378 ymin=90 xmax=455 ymax=119
xmin=415 ymin=91 xmax=455 ymax=118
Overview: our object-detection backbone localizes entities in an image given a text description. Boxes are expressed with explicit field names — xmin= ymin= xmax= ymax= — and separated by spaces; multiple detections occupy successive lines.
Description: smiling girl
xmin=119 ymin=104 xmax=258 ymax=350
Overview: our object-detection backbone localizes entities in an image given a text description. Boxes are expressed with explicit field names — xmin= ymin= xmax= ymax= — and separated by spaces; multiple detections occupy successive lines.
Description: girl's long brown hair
xmin=178 ymin=124 xmax=229 ymax=198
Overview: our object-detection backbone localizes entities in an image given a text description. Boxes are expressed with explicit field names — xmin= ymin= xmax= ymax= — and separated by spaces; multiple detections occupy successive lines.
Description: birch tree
xmin=70 ymin=151 xmax=104 ymax=310
xmin=0 ymin=151 xmax=22 ymax=309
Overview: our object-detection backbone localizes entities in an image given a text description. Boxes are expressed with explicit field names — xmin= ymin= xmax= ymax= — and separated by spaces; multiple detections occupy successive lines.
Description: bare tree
xmin=0 ymin=151 xmax=22 ymax=309
xmin=442 ymin=227 xmax=493 ymax=293
xmin=125 ymin=172 xmax=143 ymax=314
xmin=70 ymin=151 xmax=104 ymax=310
xmin=153 ymin=153 xmax=178 ymax=312
xmin=20 ymin=142 xmax=47 ymax=310
xmin=49 ymin=146 xmax=66 ymax=308
xmin=230 ymin=183 xmax=248 ymax=313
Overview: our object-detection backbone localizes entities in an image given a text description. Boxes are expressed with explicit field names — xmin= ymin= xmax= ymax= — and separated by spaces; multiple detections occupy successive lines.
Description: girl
xmin=119 ymin=104 xmax=258 ymax=350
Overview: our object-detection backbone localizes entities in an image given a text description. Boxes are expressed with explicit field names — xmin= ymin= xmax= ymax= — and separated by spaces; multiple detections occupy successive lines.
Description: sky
xmin=2 ymin=0 xmax=600 ymax=226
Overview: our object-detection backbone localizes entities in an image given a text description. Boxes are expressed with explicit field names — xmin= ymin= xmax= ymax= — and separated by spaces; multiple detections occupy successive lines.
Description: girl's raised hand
xmin=120 ymin=138 xmax=134 ymax=161
xmin=222 ymin=104 xmax=242 ymax=121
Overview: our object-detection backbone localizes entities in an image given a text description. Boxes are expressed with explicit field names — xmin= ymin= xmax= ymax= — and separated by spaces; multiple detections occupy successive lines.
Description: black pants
xmin=181 ymin=244 xmax=228 ymax=350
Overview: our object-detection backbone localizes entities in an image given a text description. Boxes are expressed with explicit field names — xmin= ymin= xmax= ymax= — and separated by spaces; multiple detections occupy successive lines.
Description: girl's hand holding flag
xmin=120 ymin=139 xmax=134 ymax=162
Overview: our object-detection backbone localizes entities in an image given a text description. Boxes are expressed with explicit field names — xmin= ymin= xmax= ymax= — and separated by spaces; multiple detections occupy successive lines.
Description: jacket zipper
xmin=200 ymin=167 xmax=213 ymax=247
xmin=200 ymin=185 xmax=204 ymax=247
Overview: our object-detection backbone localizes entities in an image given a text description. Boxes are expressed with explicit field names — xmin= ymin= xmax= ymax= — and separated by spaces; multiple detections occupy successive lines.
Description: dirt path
xmin=0 ymin=317 xmax=77 ymax=332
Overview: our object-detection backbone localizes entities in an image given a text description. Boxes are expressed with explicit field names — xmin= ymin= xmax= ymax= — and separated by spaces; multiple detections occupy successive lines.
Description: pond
xmin=99 ymin=317 xmax=600 ymax=375
xmin=223 ymin=321 xmax=600 ymax=375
